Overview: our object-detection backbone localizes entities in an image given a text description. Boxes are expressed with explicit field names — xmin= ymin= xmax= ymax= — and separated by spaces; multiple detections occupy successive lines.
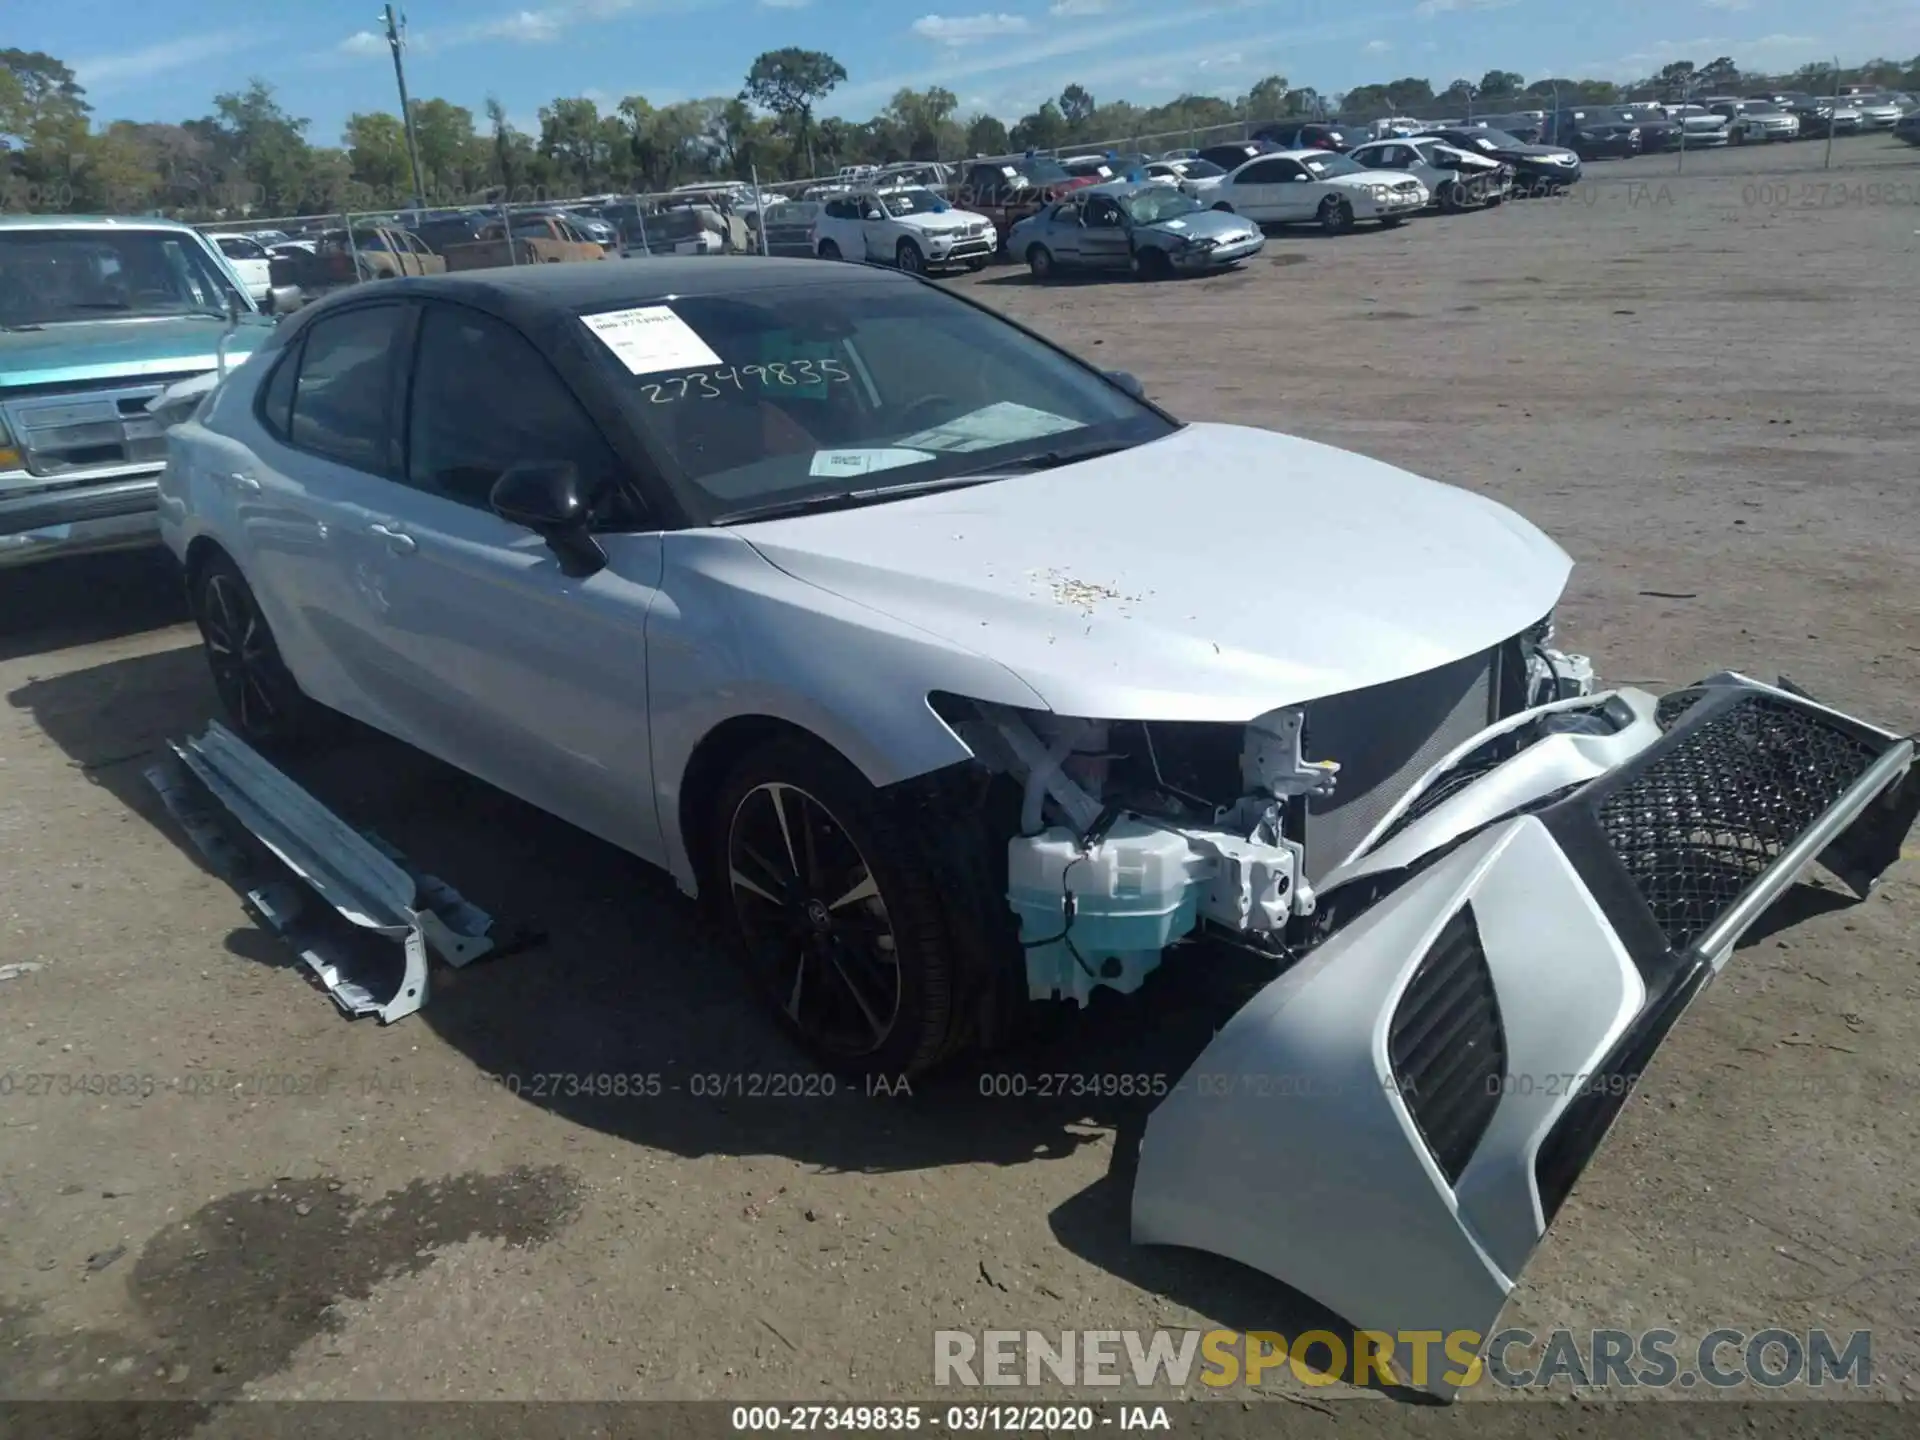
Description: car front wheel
xmin=896 ymin=239 xmax=926 ymax=274
xmin=1318 ymin=196 xmax=1354 ymax=234
xmin=190 ymin=550 xmax=325 ymax=750
xmin=818 ymin=239 xmax=842 ymax=260
xmin=1026 ymin=243 xmax=1055 ymax=279
xmin=712 ymin=737 xmax=966 ymax=1078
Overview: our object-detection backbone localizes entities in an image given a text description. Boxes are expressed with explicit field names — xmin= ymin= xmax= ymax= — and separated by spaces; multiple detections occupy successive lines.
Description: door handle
xmin=227 ymin=471 xmax=261 ymax=493
xmin=368 ymin=522 xmax=417 ymax=555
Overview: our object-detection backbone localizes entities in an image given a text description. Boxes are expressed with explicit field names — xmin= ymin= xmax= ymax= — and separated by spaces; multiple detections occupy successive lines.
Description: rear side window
xmin=288 ymin=304 xmax=403 ymax=472
xmin=405 ymin=303 xmax=620 ymax=510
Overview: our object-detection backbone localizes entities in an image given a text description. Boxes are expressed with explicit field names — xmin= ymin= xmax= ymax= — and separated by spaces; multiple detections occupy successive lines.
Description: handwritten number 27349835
xmin=639 ymin=359 xmax=852 ymax=403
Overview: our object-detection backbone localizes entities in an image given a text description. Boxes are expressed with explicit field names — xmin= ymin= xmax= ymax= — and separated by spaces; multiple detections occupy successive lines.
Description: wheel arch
xmin=676 ymin=713 xmax=840 ymax=899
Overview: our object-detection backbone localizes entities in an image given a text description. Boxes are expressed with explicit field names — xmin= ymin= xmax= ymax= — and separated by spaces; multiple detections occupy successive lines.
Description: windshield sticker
xmin=808 ymin=448 xmax=936 ymax=478
xmin=636 ymin=360 xmax=852 ymax=403
xmin=581 ymin=305 xmax=724 ymax=375
xmin=895 ymin=401 xmax=1084 ymax=454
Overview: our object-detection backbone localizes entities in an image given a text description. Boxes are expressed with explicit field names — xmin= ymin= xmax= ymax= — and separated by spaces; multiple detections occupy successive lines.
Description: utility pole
xmin=383 ymin=4 xmax=429 ymax=209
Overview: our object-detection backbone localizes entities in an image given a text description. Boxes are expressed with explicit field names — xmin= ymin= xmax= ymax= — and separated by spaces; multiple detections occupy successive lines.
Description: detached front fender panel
xmin=1132 ymin=675 xmax=1916 ymax=1397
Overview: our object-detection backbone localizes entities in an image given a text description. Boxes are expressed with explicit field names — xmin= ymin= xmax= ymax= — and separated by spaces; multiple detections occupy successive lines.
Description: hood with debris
xmin=737 ymin=422 xmax=1571 ymax=721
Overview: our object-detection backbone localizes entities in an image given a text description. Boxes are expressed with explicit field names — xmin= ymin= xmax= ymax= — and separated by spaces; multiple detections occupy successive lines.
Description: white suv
xmin=810 ymin=187 xmax=996 ymax=274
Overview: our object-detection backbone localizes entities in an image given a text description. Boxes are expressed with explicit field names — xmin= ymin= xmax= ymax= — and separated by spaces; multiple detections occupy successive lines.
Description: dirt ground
xmin=3 ymin=134 xmax=1918 ymax=1426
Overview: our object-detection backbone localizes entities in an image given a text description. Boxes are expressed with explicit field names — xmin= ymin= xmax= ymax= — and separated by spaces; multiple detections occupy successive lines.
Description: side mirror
xmin=1104 ymin=370 xmax=1145 ymax=399
xmin=267 ymin=285 xmax=303 ymax=316
xmin=490 ymin=460 xmax=609 ymax=578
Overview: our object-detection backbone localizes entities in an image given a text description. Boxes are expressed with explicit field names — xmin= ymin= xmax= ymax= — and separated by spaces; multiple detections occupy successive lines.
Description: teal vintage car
xmin=0 ymin=215 xmax=280 ymax=568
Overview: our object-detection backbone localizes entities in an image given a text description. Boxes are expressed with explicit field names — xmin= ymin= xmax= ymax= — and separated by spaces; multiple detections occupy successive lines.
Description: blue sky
xmin=26 ymin=0 xmax=1919 ymax=146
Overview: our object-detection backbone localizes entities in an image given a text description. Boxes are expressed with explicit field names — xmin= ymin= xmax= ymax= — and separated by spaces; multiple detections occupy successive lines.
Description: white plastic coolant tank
xmin=1007 ymin=820 xmax=1201 ymax=1006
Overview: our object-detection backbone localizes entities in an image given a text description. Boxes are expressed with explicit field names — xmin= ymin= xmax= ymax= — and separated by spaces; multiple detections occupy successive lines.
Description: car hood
xmin=1139 ymin=210 xmax=1258 ymax=242
xmin=1484 ymin=141 xmax=1579 ymax=161
xmin=0 ymin=316 xmax=275 ymax=391
xmin=895 ymin=210 xmax=990 ymax=234
xmin=1431 ymin=145 xmax=1503 ymax=171
xmin=737 ymin=422 xmax=1572 ymax=721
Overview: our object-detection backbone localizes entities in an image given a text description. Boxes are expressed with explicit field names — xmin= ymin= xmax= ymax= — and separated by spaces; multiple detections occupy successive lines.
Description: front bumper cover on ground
xmin=1132 ymin=674 xmax=1917 ymax=1396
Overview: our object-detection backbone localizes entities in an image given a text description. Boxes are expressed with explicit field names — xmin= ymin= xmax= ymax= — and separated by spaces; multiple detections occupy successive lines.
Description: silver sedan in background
xmin=1007 ymin=182 xmax=1264 ymax=281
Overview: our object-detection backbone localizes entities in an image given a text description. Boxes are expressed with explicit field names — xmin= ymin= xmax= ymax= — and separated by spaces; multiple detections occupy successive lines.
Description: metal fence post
xmin=343 ymin=213 xmax=361 ymax=278
xmin=635 ymin=195 xmax=649 ymax=258
xmin=500 ymin=202 xmax=518 ymax=264
xmin=752 ymin=164 xmax=769 ymax=255
xmin=1824 ymin=58 xmax=1840 ymax=170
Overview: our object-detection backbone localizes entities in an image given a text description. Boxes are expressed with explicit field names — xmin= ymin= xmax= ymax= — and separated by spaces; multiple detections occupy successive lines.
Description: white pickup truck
xmin=810 ymin=186 xmax=997 ymax=275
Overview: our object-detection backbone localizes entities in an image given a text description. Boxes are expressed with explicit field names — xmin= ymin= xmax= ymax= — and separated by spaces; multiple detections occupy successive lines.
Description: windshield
xmin=576 ymin=282 xmax=1173 ymax=522
xmin=880 ymin=188 xmax=946 ymax=217
xmin=1122 ymin=189 xmax=1205 ymax=224
xmin=1461 ymin=129 xmax=1521 ymax=149
xmin=0 ymin=228 xmax=242 ymax=328
xmin=1302 ymin=153 xmax=1365 ymax=178
xmin=1176 ymin=158 xmax=1225 ymax=177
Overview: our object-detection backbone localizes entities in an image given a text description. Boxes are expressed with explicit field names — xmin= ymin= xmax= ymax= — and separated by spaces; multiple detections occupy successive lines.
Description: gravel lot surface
xmin=3 ymin=135 xmax=1917 ymax=1431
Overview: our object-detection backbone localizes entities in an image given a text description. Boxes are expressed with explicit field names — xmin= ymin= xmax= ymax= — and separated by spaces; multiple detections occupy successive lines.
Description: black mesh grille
xmin=1388 ymin=906 xmax=1505 ymax=1185
xmin=1655 ymin=690 xmax=1703 ymax=731
xmin=1596 ymin=695 xmax=1881 ymax=950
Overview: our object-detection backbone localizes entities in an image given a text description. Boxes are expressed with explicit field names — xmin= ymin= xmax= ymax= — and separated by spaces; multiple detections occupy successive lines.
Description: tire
xmin=1730 ymin=127 xmax=1746 ymax=146
xmin=1318 ymin=196 xmax=1354 ymax=234
xmin=1379 ymin=214 xmax=1404 ymax=228
xmin=190 ymin=551 xmax=326 ymax=751
xmin=1211 ymin=202 xmax=1234 ymax=213
xmin=709 ymin=736 xmax=969 ymax=1078
xmin=1026 ymin=243 xmax=1054 ymax=280
xmin=964 ymin=257 xmax=988 ymax=272
xmin=895 ymin=238 xmax=926 ymax=275
xmin=817 ymin=239 xmax=842 ymax=260
xmin=1437 ymin=182 xmax=1462 ymax=214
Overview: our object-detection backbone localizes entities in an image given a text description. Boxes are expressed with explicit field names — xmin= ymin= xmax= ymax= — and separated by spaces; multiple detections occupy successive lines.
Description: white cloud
xmin=71 ymin=32 xmax=261 ymax=93
xmin=1585 ymin=32 xmax=1825 ymax=80
xmin=912 ymin=12 xmax=1034 ymax=43
xmin=480 ymin=9 xmax=566 ymax=41
xmin=1364 ymin=37 xmax=1391 ymax=51
xmin=1051 ymin=0 xmax=1112 ymax=13
xmin=1197 ymin=52 xmax=1244 ymax=70
xmin=1414 ymin=0 xmax=1520 ymax=15
xmin=338 ymin=30 xmax=386 ymax=56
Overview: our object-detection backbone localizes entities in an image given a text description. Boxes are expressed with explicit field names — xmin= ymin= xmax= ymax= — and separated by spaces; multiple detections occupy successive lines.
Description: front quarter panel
xmin=648 ymin=529 xmax=1049 ymax=893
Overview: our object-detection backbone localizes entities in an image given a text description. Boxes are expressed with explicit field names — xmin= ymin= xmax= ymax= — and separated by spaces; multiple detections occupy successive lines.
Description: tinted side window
xmin=288 ymin=305 xmax=402 ymax=471
xmin=1236 ymin=161 xmax=1286 ymax=184
xmin=257 ymin=339 xmax=301 ymax=440
xmin=406 ymin=304 xmax=620 ymax=510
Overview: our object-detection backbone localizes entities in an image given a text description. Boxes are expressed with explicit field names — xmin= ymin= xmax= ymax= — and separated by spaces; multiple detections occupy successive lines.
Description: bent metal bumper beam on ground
xmin=1132 ymin=674 xmax=1918 ymax=1397
xmin=146 ymin=721 xmax=499 ymax=1023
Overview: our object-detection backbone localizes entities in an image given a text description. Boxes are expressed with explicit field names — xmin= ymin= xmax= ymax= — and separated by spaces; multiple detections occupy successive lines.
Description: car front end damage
xmin=933 ymin=639 xmax=1917 ymax=1397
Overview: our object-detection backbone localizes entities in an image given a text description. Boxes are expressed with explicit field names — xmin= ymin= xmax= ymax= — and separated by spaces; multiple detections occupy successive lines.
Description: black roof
xmin=371 ymin=256 xmax=912 ymax=311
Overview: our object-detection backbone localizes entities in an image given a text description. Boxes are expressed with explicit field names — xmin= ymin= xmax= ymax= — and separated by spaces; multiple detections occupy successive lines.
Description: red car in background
xmin=957 ymin=156 xmax=1100 ymax=253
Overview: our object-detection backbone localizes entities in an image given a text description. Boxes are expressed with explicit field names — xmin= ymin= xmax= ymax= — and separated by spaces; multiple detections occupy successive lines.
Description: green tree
xmin=411 ymin=98 xmax=481 ymax=200
xmin=1695 ymin=57 xmax=1739 ymax=92
xmin=1478 ymin=69 xmax=1524 ymax=97
xmin=741 ymin=47 xmax=846 ymax=176
xmin=963 ymin=112 xmax=1008 ymax=155
xmin=197 ymin=81 xmax=313 ymax=216
xmin=539 ymin=96 xmax=605 ymax=191
xmin=1242 ymin=74 xmax=1289 ymax=118
xmin=344 ymin=111 xmax=410 ymax=198
xmin=1009 ymin=100 xmax=1067 ymax=152
xmin=1059 ymin=83 xmax=1096 ymax=129
xmin=883 ymin=86 xmax=960 ymax=160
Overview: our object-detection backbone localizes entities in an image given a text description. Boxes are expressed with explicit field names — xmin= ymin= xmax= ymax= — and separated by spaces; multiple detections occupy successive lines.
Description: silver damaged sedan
xmin=1007 ymin=182 xmax=1264 ymax=280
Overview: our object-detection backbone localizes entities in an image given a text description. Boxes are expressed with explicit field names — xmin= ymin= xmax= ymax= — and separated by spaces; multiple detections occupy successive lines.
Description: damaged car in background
xmin=155 ymin=257 xmax=1920 ymax=1397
